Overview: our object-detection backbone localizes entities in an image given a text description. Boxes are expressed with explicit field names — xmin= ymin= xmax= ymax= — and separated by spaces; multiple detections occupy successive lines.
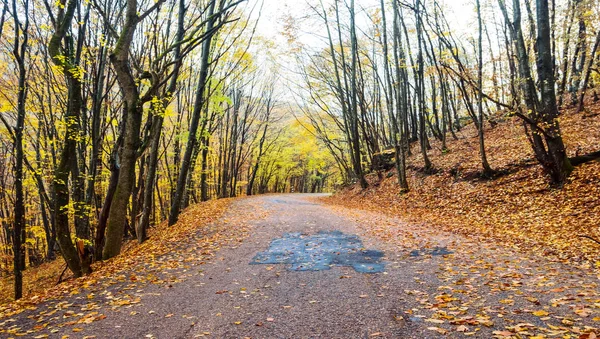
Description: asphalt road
xmin=103 ymin=193 xmax=421 ymax=339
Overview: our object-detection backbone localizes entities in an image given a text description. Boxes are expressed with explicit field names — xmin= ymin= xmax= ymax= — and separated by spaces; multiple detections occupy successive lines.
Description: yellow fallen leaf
xmin=532 ymin=310 xmax=549 ymax=317
xmin=575 ymin=308 xmax=591 ymax=317
xmin=562 ymin=318 xmax=574 ymax=325
xmin=525 ymin=296 xmax=539 ymax=304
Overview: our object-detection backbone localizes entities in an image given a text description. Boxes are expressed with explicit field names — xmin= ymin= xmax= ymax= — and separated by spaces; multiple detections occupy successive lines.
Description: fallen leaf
xmin=532 ymin=310 xmax=549 ymax=317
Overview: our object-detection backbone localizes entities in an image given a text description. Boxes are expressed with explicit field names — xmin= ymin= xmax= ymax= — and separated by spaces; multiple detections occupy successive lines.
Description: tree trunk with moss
xmin=103 ymin=0 xmax=146 ymax=259
xmin=48 ymin=0 xmax=91 ymax=276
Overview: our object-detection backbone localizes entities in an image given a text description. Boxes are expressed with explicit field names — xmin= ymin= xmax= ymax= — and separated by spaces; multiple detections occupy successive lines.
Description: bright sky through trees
xmin=251 ymin=0 xmax=475 ymax=50
xmin=247 ymin=0 xmax=477 ymax=102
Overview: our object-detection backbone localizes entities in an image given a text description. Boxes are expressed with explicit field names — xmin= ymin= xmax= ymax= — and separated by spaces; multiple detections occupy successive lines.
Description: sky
xmin=242 ymin=0 xmax=480 ymax=103
xmin=249 ymin=0 xmax=477 ymax=49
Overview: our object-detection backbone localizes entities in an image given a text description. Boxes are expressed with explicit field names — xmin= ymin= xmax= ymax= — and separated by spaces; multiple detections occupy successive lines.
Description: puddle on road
xmin=251 ymin=231 xmax=385 ymax=273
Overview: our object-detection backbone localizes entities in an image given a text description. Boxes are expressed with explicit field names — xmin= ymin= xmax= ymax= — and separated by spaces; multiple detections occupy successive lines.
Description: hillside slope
xmin=0 ymin=198 xmax=236 ymax=305
xmin=325 ymin=104 xmax=600 ymax=263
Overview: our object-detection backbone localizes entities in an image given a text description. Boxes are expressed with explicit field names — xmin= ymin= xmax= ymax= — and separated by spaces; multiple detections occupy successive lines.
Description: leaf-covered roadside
xmin=324 ymin=200 xmax=600 ymax=338
xmin=323 ymin=109 xmax=600 ymax=264
xmin=0 ymin=197 xmax=249 ymax=330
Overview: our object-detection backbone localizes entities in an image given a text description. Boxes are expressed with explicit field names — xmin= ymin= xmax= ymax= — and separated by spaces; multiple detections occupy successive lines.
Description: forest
xmin=0 ymin=0 xmax=599 ymax=306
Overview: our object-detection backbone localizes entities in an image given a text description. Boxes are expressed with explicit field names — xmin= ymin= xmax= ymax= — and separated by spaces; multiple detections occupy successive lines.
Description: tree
xmin=102 ymin=0 xmax=169 ymax=259
xmin=415 ymin=0 xmax=432 ymax=172
xmin=48 ymin=0 xmax=92 ymax=276
xmin=348 ymin=0 xmax=368 ymax=189
xmin=499 ymin=0 xmax=572 ymax=185
xmin=476 ymin=0 xmax=494 ymax=177
xmin=383 ymin=0 xmax=409 ymax=191
xmin=8 ymin=0 xmax=30 ymax=298
xmin=137 ymin=0 xmax=187 ymax=243
xmin=169 ymin=0 xmax=218 ymax=225
xmin=534 ymin=0 xmax=573 ymax=184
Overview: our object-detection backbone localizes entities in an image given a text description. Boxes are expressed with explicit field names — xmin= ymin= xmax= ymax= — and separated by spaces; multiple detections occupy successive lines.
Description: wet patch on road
xmin=409 ymin=246 xmax=453 ymax=257
xmin=251 ymin=231 xmax=385 ymax=273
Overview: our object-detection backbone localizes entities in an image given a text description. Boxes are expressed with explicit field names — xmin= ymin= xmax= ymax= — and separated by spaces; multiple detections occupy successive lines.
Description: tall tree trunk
xmin=103 ymin=0 xmax=151 ymax=259
xmin=95 ymin=148 xmax=119 ymax=260
xmin=11 ymin=0 xmax=29 ymax=298
xmin=557 ymin=0 xmax=576 ymax=107
xmin=169 ymin=0 xmax=217 ymax=225
xmin=48 ymin=0 xmax=89 ymax=276
xmin=476 ymin=0 xmax=494 ymax=176
xmin=535 ymin=0 xmax=573 ymax=184
xmin=387 ymin=0 xmax=409 ymax=191
xmin=349 ymin=0 xmax=368 ymax=189
xmin=137 ymin=0 xmax=186 ymax=242
xmin=569 ymin=0 xmax=586 ymax=106
xmin=86 ymin=26 xmax=110 ymax=242
xmin=415 ymin=0 xmax=432 ymax=171
xmin=499 ymin=0 xmax=549 ymax=169
xmin=200 ymin=137 xmax=210 ymax=201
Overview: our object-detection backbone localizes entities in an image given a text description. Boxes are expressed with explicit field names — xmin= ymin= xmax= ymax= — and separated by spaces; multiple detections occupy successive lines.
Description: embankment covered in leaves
xmin=0 ymin=198 xmax=234 ymax=305
xmin=325 ymin=106 xmax=600 ymax=263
